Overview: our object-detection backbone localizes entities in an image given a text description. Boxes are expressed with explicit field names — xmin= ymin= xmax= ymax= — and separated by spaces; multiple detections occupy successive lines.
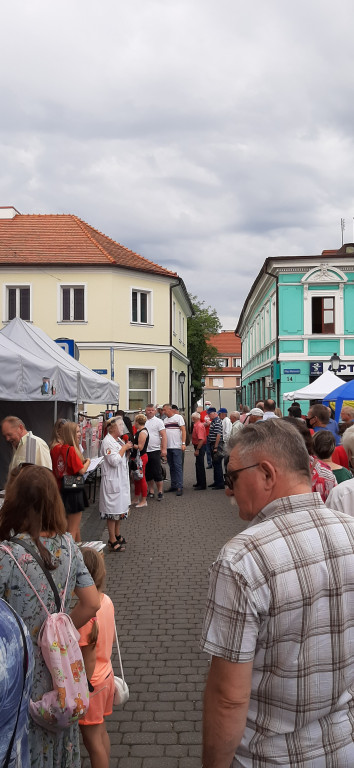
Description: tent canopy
xmin=283 ymin=370 xmax=345 ymax=402
xmin=323 ymin=379 xmax=354 ymax=421
xmin=0 ymin=318 xmax=119 ymax=404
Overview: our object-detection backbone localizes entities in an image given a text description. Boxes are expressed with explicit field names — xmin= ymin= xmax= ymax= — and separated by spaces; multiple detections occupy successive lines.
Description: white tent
xmin=0 ymin=332 xmax=78 ymax=401
xmin=0 ymin=318 xmax=119 ymax=404
xmin=283 ymin=370 xmax=346 ymax=401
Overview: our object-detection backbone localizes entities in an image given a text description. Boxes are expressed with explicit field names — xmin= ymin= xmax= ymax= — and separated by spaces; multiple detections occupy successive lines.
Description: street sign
xmin=284 ymin=369 xmax=301 ymax=374
xmin=93 ymin=369 xmax=108 ymax=375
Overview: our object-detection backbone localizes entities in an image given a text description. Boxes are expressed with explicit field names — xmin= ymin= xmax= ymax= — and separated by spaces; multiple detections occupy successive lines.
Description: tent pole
xmin=54 ymin=400 xmax=57 ymax=424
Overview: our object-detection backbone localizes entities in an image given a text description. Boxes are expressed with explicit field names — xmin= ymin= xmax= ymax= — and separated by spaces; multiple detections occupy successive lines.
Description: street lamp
xmin=330 ymin=352 xmax=341 ymax=375
xmin=178 ymin=371 xmax=186 ymax=411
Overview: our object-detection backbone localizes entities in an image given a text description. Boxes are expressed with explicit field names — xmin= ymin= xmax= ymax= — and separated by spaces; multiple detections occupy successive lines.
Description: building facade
xmin=203 ymin=331 xmax=241 ymax=411
xmin=0 ymin=207 xmax=192 ymax=413
xmin=236 ymin=243 xmax=354 ymax=413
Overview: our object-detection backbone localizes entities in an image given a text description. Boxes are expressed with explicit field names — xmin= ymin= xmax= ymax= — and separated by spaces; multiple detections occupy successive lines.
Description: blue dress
xmin=0 ymin=533 xmax=93 ymax=768
xmin=0 ymin=597 xmax=34 ymax=768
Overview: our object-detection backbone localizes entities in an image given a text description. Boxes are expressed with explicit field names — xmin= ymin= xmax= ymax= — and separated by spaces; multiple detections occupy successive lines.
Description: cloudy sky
xmin=1 ymin=0 xmax=354 ymax=329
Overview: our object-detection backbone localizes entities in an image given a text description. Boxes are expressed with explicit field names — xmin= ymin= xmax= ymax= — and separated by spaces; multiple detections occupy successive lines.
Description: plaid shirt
xmin=201 ymin=493 xmax=354 ymax=766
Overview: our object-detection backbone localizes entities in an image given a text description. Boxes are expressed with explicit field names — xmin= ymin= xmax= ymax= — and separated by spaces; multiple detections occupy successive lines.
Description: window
xmin=172 ymin=300 xmax=176 ymax=335
xmin=172 ymin=370 xmax=179 ymax=405
xmin=131 ymin=290 xmax=151 ymax=324
xmin=182 ymin=316 xmax=185 ymax=345
xmin=5 ymin=285 xmax=31 ymax=321
xmin=218 ymin=358 xmax=229 ymax=368
xmin=212 ymin=378 xmax=224 ymax=387
xmin=61 ymin=286 xmax=85 ymax=322
xmin=312 ymin=296 xmax=335 ymax=334
xmin=232 ymin=357 xmax=241 ymax=367
xmin=129 ymin=369 xmax=153 ymax=410
xmin=178 ymin=311 xmax=182 ymax=341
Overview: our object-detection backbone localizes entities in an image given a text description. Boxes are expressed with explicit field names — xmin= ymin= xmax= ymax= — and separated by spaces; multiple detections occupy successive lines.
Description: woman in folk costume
xmin=99 ymin=417 xmax=132 ymax=553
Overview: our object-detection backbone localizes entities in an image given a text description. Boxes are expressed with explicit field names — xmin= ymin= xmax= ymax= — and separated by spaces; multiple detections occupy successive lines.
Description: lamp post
xmin=330 ymin=352 xmax=341 ymax=375
xmin=178 ymin=371 xmax=186 ymax=411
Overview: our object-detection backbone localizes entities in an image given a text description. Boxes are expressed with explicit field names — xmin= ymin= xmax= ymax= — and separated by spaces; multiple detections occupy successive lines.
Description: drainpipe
xmin=264 ymin=268 xmax=279 ymax=404
xmin=170 ymin=280 xmax=181 ymax=403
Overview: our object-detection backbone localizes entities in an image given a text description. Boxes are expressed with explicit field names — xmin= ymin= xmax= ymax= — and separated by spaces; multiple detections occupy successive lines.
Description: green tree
xmin=187 ymin=295 xmax=222 ymax=402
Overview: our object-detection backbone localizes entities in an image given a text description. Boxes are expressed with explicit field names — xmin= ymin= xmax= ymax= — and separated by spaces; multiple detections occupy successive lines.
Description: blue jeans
xmin=206 ymin=437 xmax=213 ymax=468
xmin=167 ymin=448 xmax=183 ymax=490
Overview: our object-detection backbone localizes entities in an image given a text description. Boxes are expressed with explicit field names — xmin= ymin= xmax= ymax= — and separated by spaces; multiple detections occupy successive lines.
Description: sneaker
xmin=157 ymin=492 xmax=163 ymax=501
xmin=147 ymin=492 xmax=154 ymax=499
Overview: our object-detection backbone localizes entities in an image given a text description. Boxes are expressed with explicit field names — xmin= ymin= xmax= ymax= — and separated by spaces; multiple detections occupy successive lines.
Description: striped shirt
xmin=208 ymin=415 xmax=223 ymax=445
xmin=201 ymin=493 xmax=354 ymax=766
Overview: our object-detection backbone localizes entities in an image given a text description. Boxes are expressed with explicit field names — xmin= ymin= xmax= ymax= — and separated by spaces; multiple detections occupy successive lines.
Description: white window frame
xmin=131 ymin=287 xmax=153 ymax=325
xmin=232 ymin=357 xmax=241 ymax=367
xmin=172 ymin=369 xmax=179 ymax=405
xmin=178 ymin=310 xmax=182 ymax=342
xmin=212 ymin=377 xmax=224 ymax=387
xmin=58 ymin=283 xmax=87 ymax=323
xmin=172 ymin=300 xmax=176 ymax=335
xmin=303 ymin=287 xmax=343 ymax=336
xmin=127 ymin=366 xmax=156 ymax=410
xmin=3 ymin=283 xmax=32 ymax=322
xmin=182 ymin=315 xmax=185 ymax=346
xmin=218 ymin=358 xmax=229 ymax=368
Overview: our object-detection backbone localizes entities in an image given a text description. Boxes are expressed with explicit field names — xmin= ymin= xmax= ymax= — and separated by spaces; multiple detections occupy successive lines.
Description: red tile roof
xmin=0 ymin=212 xmax=177 ymax=278
xmin=208 ymin=331 xmax=241 ymax=355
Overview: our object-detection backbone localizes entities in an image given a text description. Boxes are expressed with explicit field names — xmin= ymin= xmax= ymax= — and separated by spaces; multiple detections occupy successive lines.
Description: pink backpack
xmin=0 ymin=536 xmax=89 ymax=732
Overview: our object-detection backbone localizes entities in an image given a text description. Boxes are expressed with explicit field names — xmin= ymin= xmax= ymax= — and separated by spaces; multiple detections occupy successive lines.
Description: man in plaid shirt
xmin=201 ymin=419 xmax=354 ymax=767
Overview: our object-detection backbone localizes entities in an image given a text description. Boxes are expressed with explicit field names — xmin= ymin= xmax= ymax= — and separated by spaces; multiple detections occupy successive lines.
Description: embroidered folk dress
xmin=99 ymin=433 xmax=131 ymax=520
xmin=0 ymin=533 xmax=93 ymax=768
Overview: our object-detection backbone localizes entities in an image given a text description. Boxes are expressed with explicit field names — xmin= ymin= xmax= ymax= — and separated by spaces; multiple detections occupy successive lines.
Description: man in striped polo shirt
xmin=207 ymin=407 xmax=225 ymax=489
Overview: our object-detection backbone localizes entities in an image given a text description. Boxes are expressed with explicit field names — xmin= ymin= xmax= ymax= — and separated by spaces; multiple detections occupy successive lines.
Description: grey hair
xmin=342 ymin=406 xmax=354 ymax=419
xmin=1 ymin=416 xmax=26 ymax=429
xmin=228 ymin=419 xmax=311 ymax=481
xmin=343 ymin=426 xmax=354 ymax=467
xmin=230 ymin=411 xmax=240 ymax=420
xmin=191 ymin=412 xmax=200 ymax=419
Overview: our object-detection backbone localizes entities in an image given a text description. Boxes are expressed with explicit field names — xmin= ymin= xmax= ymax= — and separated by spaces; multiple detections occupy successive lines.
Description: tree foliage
xmin=187 ymin=295 xmax=222 ymax=402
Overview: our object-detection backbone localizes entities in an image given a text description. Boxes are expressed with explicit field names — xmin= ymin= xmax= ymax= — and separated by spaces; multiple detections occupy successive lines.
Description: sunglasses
xmin=224 ymin=463 xmax=259 ymax=489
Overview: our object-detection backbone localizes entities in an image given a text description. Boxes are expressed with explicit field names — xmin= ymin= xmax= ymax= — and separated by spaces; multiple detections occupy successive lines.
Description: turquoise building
xmin=236 ymin=243 xmax=354 ymax=414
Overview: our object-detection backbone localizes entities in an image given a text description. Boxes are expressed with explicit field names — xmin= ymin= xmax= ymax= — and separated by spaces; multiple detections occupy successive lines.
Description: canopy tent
xmin=283 ymin=370 xmax=345 ymax=402
xmin=0 ymin=318 xmax=119 ymax=404
xmin=0 ymin=332 xmax=77 ymax=401
xmin=323 ymin=379 xmax=354 ymax=421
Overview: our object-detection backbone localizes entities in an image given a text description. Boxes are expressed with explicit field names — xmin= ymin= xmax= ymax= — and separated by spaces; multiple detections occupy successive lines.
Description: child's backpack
xmin=0 ymin=536 xmax=89 ymax=731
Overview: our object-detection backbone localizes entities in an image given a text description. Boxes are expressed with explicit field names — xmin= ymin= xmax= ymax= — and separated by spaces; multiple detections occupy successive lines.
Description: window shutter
xmin=20 ymin=288 xmax=30 ymax=321
xmin=74 ymin=288 xmax=85 ymax=321
xmin=62 ymin=288 xmax=70 ymax=321
xmin=8 ymin=288 xmax=16 ymax=320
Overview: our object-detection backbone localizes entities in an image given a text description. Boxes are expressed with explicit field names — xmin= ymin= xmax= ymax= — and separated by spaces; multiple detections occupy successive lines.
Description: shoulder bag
xmin=62 ymin=447 xmax=85 ymax=491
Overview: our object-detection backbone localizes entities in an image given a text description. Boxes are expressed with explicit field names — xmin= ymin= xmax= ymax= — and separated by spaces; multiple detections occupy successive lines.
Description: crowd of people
xmin=2 ymin=394 xmax=354 ymax=767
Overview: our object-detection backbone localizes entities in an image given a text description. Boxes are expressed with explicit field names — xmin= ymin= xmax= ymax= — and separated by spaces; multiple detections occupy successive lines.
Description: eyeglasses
xmin=223 ymin=463 xmax=259 ymax=489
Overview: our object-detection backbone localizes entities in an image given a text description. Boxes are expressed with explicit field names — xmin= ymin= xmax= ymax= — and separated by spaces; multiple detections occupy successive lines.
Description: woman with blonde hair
xmin=50 ymin=421 xmax=90 ymax=541
xmin=49 ymin=417 xmax=67 ymax=449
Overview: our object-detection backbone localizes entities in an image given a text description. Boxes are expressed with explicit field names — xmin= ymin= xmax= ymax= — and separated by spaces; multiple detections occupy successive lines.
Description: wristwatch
xmin=182 ymin=442 xmax=186 ymax=445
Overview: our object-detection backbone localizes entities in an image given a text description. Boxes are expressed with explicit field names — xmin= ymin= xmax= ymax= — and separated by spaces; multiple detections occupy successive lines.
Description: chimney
xmin=0 ymin=206 xmax=20 ymax=219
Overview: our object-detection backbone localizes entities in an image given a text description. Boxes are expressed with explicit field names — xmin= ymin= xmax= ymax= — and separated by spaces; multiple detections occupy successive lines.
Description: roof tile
xmin=0 ymin=212 xmax=177 ymax=278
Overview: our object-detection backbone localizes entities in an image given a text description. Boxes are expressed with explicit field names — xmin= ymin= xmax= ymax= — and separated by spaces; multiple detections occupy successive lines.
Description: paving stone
xmin=79 ymin=450 xmax=246 ymax=766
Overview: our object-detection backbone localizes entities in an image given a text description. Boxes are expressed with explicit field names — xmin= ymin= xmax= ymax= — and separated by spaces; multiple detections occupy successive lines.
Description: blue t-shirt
xmin=313 ymin=420 xmax=341 ymax=446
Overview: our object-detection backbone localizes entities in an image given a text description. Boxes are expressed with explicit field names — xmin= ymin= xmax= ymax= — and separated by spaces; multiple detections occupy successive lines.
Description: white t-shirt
xmin=164 ymin=414 xmax=185 ymax=449
xmin=145 ymin=416 xmax=165 ymax=452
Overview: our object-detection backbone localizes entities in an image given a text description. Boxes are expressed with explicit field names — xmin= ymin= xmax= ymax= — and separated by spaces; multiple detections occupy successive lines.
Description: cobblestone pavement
xmin=80 ymin=449 xmax=247 ymax=768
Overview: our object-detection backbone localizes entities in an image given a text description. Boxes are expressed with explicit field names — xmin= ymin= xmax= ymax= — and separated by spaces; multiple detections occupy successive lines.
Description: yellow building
xmin=0 ymin=206 xmax=192 ymax=413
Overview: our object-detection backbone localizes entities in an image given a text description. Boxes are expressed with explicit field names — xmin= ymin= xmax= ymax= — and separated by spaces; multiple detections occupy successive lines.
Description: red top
xmin=332 ymin=445 xmax=349 ymax=469
xmin=192 ymin=421 xmax=207 ymax=446
xmin=50 ymin=443 xmax=84 ymax=490
xmin=200 ymin=410 xmax=210 ymax=436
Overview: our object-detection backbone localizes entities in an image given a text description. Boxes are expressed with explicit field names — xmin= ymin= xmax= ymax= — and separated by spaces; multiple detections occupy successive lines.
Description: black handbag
xmin=62 ymin=448 xmax=85 ymax=492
